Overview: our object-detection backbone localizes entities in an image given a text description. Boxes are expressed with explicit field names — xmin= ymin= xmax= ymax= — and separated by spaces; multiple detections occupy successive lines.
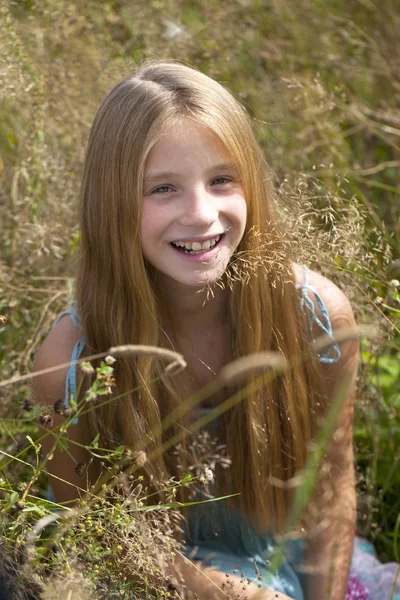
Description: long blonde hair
xmin=75 ymin=61 xmax=325 ymax=532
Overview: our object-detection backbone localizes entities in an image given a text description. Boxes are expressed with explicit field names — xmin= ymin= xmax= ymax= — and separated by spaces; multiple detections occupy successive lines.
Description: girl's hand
xmin=241 ymin=581 xmax=294 ymax=600
xmin=171 ymin=554 xmax=294 ymax=600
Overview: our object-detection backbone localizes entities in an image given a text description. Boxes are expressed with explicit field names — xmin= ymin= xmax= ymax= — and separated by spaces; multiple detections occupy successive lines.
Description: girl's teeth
xmin=172 ymin=235 xmax=221 ymax=252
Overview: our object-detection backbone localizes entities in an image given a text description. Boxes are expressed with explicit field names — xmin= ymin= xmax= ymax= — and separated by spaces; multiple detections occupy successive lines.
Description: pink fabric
xmin=346 ymin=574 xmax=369 ymax=599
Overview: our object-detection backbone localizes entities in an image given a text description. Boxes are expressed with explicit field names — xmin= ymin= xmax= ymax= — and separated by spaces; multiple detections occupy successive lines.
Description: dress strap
xmin=53 ymin=302 xmax=85 ymax=423
xmin=52 ymin=300 xmax=82 ymax=331
xmin=63 ymin=338 xmax=86 ymax=424
xmin=296 ymin=266 xmax=341 ymax=364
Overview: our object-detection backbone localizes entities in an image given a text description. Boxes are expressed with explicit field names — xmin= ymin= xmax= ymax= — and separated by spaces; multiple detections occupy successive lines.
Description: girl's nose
xmin=179 ymin=187 xmax=218 ymax=227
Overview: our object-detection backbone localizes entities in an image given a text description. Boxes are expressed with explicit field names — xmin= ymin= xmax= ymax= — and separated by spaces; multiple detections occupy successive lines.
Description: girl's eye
xmin=152 ymin=185 xmax=174 ymax=194
xmin=211 ymin=177 xmax=232 ymax=186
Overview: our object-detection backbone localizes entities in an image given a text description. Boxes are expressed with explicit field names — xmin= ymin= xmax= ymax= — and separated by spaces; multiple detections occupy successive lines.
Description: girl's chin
xmin=172 ymin=275 xmax=224 ymax=289
xmin=146 ymin=251 xmax=232 ymax=290
xmin=159 ymin=267 xmax=228 ymax=290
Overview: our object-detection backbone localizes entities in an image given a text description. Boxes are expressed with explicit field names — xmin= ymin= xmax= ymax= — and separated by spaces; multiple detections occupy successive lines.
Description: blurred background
xmin=0 ymin=0 xmax=399 ymax=567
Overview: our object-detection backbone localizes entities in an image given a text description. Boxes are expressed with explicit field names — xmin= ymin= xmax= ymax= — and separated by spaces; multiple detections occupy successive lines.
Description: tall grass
xmin=1 ymin=0 xmax=399 ymax=596
xmin=0 ymin=329 xmax=370 ymax=599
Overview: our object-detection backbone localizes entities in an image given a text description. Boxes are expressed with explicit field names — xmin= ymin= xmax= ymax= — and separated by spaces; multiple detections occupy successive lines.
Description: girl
xmin=33 ymin=61 xmax=373 ymax=600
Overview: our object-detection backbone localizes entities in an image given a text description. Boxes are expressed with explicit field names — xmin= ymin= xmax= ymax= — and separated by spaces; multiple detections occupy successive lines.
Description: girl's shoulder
xmin=32 ymin=310 xmax=84 ymax=407
xmin=293 ymin=263 xmax=356 ymax=329
xmin=293 ymin=264 xmax=359 ymax=377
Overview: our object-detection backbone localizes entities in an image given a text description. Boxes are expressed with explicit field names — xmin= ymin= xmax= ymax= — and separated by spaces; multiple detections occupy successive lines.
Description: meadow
xmin=0 ymin=0 xmax=399 ymax=597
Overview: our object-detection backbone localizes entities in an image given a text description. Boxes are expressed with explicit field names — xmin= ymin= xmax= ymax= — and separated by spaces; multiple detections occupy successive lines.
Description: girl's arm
xmin=303 ymin=271 xmax=359 ymax=600
xmin=170 ymin=553 xmax=295 ymax=599
xmin=32 ymin=316 xmax=91 ymax=502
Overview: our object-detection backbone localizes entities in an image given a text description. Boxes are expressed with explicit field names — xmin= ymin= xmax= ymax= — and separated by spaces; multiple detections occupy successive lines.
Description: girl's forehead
xmin=144 ymin=120 xmax=234 ymax=173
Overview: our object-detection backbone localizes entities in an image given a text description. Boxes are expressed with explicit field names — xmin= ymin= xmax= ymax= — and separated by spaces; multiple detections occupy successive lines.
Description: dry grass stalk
xmin=0 ymin=344 xmax=186 ymax=389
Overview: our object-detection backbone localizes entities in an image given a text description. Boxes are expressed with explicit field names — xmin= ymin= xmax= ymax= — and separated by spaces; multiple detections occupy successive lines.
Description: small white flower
xmin=163 ymin=19 xmax=187 ymax=40
xmin=390 ymin=279 xmax=400 ymax=287
xmin=80 ymin=361 xmax=95 ymax=374
xmin=204 ymin=467 xmax=214 ymax=482
xmin=134 ymin=450 xmax=147 ymax=467
xmin=105 ymin=355 xmax=116 ymax=365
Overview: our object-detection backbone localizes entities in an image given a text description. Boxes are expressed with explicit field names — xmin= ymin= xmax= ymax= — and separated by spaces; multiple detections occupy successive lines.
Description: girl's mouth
xmin=170 ymin=234 xmax=224 ymax=255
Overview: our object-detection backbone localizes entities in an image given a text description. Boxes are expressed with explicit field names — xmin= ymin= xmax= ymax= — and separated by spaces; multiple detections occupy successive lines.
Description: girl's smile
xmin=170 ymin=232 xmax=225 ymax=262
xmin=141 ymin=119 xmax=247 ymax=288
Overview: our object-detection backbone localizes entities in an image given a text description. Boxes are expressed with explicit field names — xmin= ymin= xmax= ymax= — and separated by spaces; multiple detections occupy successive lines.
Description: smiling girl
xmin=33 ymin=62 xmax=367 ymax=599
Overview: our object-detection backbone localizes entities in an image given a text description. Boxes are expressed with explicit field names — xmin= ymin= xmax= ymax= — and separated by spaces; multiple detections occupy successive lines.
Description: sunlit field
xmin=0 ymin=1 xmax=399 ymax=597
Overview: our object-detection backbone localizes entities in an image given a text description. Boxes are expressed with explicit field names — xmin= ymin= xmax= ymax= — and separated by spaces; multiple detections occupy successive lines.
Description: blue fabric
xmin=52 ymin=302 xmax=84 ymax=424
xmin=53 ymin=301 xmax=82 ymax=331
xmin=351 ymin=537 xmax=400 ymax=599
xmin=184 ymin=500 xmax=305 ymax=598
xmin=182 ymin=410 xmax=400 ymax=599
xmin=184 ymin=509 xmax=400 ymax=599
xmin=63 ymin=338 xmax=85 ymax=424
xmin=296 ymin=266 xmax=341 ymax=364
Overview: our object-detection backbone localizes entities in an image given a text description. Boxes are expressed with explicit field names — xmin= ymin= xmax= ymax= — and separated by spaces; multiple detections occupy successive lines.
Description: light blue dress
xmin=184 ymin=499 xmax=306 ymax=598
xmin=53 ymin=267 xmax=400 ymax=599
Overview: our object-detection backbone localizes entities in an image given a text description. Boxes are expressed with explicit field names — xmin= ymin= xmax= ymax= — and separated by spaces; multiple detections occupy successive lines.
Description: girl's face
xmin=141 ymin=119 xmax=247 ymax=289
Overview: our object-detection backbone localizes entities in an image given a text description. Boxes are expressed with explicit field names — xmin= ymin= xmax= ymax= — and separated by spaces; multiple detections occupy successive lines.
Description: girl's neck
xmin=160 ymin=277 xmax=229 ymax=338
xmin=160 ymin=278 xmax=232 ymax=407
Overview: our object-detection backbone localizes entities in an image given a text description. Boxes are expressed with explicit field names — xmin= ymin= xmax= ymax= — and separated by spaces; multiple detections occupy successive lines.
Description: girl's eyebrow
xmin=144 ymin=163 xmax=238 ymax=183
xmin=144 ymin=171 xmax=180 ymax=183
xmin=212 ymin=162 xmax=238 ymax=172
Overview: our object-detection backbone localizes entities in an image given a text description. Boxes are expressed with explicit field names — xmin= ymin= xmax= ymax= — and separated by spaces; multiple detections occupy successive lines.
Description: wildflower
xmin=105 ymin=381 xmax=115 ymax=394
xmin=346 ymin=575 xmax=369 ymax=599
xmin=104 ymin=355 xmax=116 ymax=365
xmin=62 ymin=405 xmax=74 ymax=418
xmin=204 ymin=467 xmax=214 ymax=482
xmin=39 ymin=413 xmax=53 ymax=427
xmin=389 ymin=279 xmax=399 ymax=287
xmin=123 ymin=447 xmax=133 ymax=458
xmin=166 ymin=578 xmax=179 ymax=592
xmin=75 ymin=461 xmax=86 ymax=476
xmin=53 ymin=399 xmax=64 ymax=414
xmin=22 ymin=398 xmax=33 ymax=411
xmin=80 ymin=361 xmax=95 ymax=374
xmin=134 ymin=450 xmax=147 ymax=467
